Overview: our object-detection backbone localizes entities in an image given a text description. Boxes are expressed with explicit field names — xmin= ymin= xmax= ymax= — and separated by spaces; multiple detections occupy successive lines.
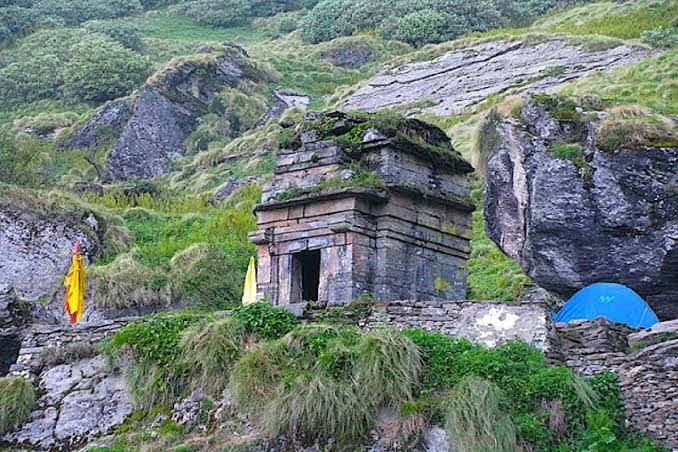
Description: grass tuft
xmin=444 ymin=377 xmax=518 ymax=452
xmin=180 ymin=317 xmax=244 ymax=396
xmin=0 ymin=377 xmax=36 ymax=434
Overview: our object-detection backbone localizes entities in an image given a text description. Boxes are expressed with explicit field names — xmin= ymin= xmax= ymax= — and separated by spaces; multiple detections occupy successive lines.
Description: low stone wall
xmin=619 ymin=338 xmax=678 ymax=449
xmin=360 ymin=300 xmax=556 ymax=350
xmin=10 ymin=318 xmax=134 ymax=380
xmin=550 ymin=318 xmax=635 ymax=376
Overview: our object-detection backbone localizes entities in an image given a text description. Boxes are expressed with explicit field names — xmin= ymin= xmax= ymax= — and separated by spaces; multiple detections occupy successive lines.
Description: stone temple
xmin=249 ymin=111 xmax=475 ymax=308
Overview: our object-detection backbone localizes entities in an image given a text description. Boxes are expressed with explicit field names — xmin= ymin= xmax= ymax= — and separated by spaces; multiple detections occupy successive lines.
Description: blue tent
xmin=554 ymin=282 xmax=659 ymax=329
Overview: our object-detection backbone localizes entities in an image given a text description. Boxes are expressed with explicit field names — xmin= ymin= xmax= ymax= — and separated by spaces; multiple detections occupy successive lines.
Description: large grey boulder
xmin=68 ymin=43 xmax=271 ymax=180
xmin=0 ymin=194 xmax=101 ymax=306
xmin=344 ymin=36 xmax=649 ymax=116
xmin=484 ymin=98 xmax=677 ymax=319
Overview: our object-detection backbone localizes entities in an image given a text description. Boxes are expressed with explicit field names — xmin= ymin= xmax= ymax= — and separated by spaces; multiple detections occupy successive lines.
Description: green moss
xmin=274 ymin=162 xmax=385 ymax=201
xmin=548 ymin=143 xmax=592 ymax=176
xmin=533 ymin=93 xmax=582 ymax=122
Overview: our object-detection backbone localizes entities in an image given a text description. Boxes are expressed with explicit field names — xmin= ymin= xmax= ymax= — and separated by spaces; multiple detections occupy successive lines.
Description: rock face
xmin=0 ymin=198 xmax=101 ymax=306
xmin=68 ymin=43 xmax=270 ymax=180
xmin=344 ymin=37 xmax=648 ymax=115
xmin=253 ymin=88 xmax=309 ymax=128
xmin=484 ymin=99 xmax=678 ymax=319
xmin=64 ymin=98 xmax=132 ymax=150
xmin=4 ymin=356 xmax=132 ymax=451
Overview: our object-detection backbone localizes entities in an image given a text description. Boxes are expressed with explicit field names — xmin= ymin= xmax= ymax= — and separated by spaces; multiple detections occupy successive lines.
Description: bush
xmin=32 ymin=0 xmax=143 ymax=25
xmin=0 ymin=377 xmax=36 ymax=434
xmin=230 ymin=325 xmax=422 ymax=443
xmin=232 ymin=302 xmax=299 ymax=340
xmin=82 ymin=19 xmax=144 ymax=51
xmin=444 ymin=377 xmax=517 ymax=452
xmin=641 ymin=26 xmax=677 ymax=49
xmin=378 ymin=10 xmax=449 ymax=47
xmin=62 ymin=35 xmax=151 ymax=102
xmin=172 ymin=0 xmax=251 ymax=27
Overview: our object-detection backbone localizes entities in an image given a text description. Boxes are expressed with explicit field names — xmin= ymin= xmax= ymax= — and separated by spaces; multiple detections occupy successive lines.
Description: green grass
xmin=533 ymin=0 xmax=677 ymax=40
xmin=129 ymin=10 xmax=268 ymax=44
xmin=466 ymin=181 xmax=531 ymax=301
xmin=444 ymin=377 xmax=518 ymax=452
xmin=561 ymin=50 xmax=678 ymax=115
xmin=0 ymin=377 xmax=36 ymax=434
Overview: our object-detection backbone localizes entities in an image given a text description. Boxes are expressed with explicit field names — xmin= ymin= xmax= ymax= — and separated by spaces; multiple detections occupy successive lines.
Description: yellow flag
xmin=242 ymin=256 xmax=257 ymax=306
xmin=64 ymin=243 xmax=86 ymax=324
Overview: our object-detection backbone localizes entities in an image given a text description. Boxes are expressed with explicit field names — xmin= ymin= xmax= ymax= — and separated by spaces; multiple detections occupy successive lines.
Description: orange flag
xmin=64 ymin=241 xmax=86 ymax=324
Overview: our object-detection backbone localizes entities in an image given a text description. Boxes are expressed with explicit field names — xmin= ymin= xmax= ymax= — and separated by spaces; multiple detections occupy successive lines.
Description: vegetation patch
xmin=595 ymin=105 xmax=677 ymax=152
xmin=0 ymin=377 xmax=36 ymax=434
xmin=466 ymin=181 xmax=531 ymax=301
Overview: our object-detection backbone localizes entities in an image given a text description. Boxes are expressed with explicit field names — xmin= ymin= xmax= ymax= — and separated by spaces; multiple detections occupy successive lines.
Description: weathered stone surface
xmin=344 ymin=37 xmax=649 ymax=115
xmin=485 ymin=98 xmax=678 ymax=319
xmin=549 ymin=318 xmax=634 ymax=376
xmin=68 ymin=43 xmax=268 ymax=180
xmin=208 ymin=175 xmax=259 ymax=206
xmin=254 ymin=88 xmax=309 ymax=128
xmin=619 ymin=336 xmax=678 ymax=448
xmin=64 ymin=98 xmax=132 ymax=150
xmin=4 ymin=356 xmax=132 ymax=451
xmin=362 ymin=300 xmax=556 ymax=350
xmin=9 ymin=318 xmax=134 ymax=380
xmin=0 ymin=200 xmax=100 ymax=307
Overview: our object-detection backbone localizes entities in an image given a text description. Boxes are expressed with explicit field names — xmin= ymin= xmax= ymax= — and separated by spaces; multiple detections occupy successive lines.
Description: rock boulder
xmin=484 ymin=98 xmax=678 ymax=319
xmin=67 ymin=43 xmax=272 ymax=180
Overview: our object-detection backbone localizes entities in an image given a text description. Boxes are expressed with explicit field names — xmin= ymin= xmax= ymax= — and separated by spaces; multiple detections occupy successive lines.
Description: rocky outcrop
xmin=0 ymin=195 xmax=101 ymax=308
xmin=68 ymin=43 xmax=272 ymax=180
xmin=3 ymin=356 xmax=132 ymax=451
xmin=484 ymin=98 xmax=678 ymax=319
xmin=253 ymin=88 xmax=309 ymax=128
xmin=63 ymin=98 xmax=132 ymax=150
xmin=208 ymin=175 xmax=259 ymax=206
xmin=344 ymin=37 xmax=649 ymax=115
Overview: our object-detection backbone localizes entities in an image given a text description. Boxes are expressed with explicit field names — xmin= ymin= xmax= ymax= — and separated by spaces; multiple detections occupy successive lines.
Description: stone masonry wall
xmin=361 ymin=300 xmax=556 ymax=350
xmin=10 ymin=318 xmax=133 ymax=380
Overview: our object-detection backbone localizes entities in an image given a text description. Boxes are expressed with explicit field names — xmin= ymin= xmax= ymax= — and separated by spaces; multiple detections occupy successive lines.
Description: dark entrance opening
xmin=0 ymin=335 xmax=21 ymax=377
xmin=297 ymin=250 xmax=321 ymax=302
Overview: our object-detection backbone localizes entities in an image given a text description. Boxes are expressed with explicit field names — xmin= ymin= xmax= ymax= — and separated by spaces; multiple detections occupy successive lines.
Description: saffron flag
xmin=64 ymin=241 xmax=86 ymax=324
xmin=242 ymin=256 xmax=257 ymax=306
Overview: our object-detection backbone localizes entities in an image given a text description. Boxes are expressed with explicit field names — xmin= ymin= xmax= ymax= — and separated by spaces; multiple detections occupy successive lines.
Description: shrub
xmin=180 ymin=317 xmax=244 ymax=396
xmin=596 ymin=105 xmax=677 ymax=152
xmin=62 ymin=35 xmax=151 ymax=102
xmin=82 ymin=19 xmax=144 ymax=51
xmin=0 ymin=377 xmax=36 ymax=434
xmin=263 ymin=374 xmax=373 ymax=442
xmin=172 ymin=0 xmax=251 ymax=27
xmin=232 ymin=302 xmax=299 ymax=340
xmin=641 ymin=26 xmax=677 ymax=49
xmin=231 ymin=325 xmax=422 ymax=443
xmin=378 ymin=10 xmax=449 ymax=47
xmin=443 ymin=377 xmax=518 ymax=452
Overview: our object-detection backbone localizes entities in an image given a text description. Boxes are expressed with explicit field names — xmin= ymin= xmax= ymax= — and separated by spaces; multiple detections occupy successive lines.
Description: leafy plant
xmin=232 ymin=302 xmax=300 ymax=340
